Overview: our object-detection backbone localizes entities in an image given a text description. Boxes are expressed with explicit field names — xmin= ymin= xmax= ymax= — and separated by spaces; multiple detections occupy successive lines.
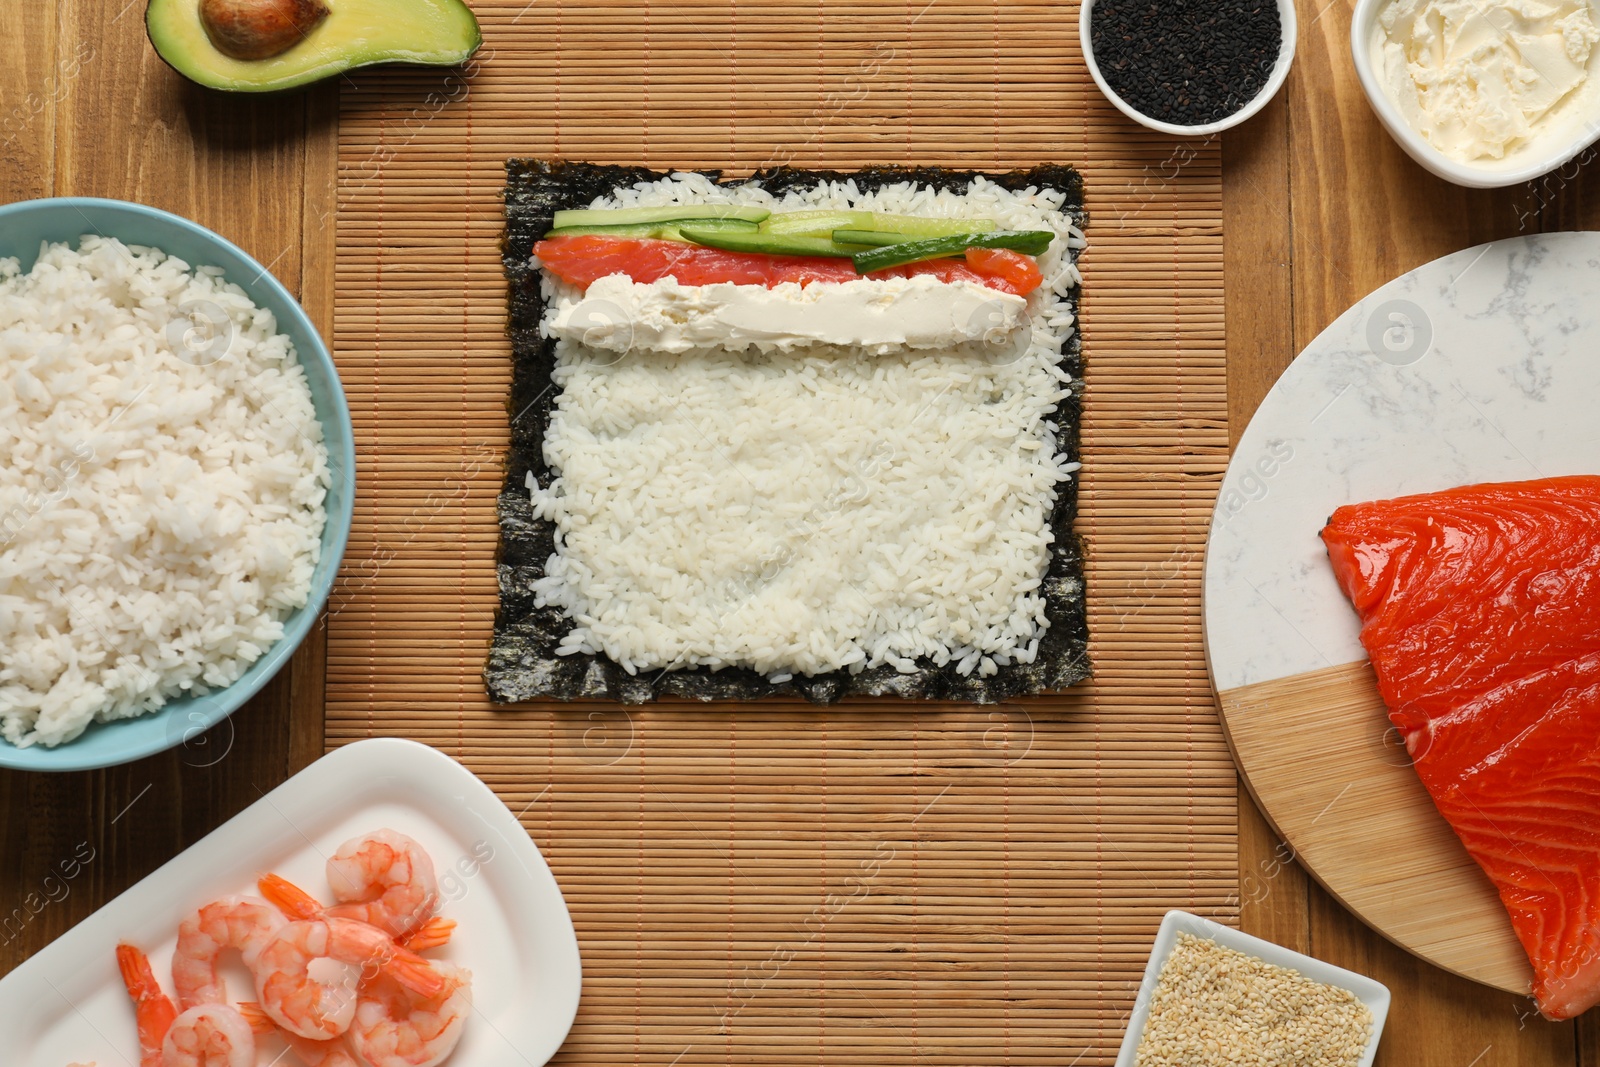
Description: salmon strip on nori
xmin=1321 ymin=475 xmax=1600 ymax=1019
xmin=532 ymin=235 xmax=1044 ymax=296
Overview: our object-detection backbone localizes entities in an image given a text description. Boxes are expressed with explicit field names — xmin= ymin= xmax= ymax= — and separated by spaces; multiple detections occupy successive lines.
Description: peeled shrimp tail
xmin=259 ymin=873 xmax=327 ymax=922
xmin=376 ymin=940 xmax=448 ymax=999
xmin=116 ymin=944 xmax=178 ymax=1067
xmin=401 ymin=917 xmax=456 ymax=953
xmin=262 ymin=873 xmax=455 ymax=953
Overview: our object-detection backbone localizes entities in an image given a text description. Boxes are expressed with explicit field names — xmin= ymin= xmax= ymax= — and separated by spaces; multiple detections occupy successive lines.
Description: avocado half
xmin=147 ymin=0 xmax=482 ymax=92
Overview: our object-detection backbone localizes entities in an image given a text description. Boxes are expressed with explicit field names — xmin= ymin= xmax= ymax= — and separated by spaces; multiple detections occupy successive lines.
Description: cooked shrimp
xmin=118 ymin=945 xmax=257 ymax=1067
xmin=281 ymin=1032 xmax=363 ymax=1067
xmin=252 ymin=918 xmax=446 ymax=1041
xmin=117 ymin=944 xmax=178 ymax=1067
xmin=173 ymin=896 xmax=286 ymax=1009
xmin=161 ymin=1004 xmax=256 ymax=1067
xmin=347 ymin=961 xmax=472 ymax=1067
xmin=239 ymin=1002 xmax=361 ymax=1067
xmin=400 ymin=917 xmax=456 ymax=953
xmin=260 ymin=873 xmax=455 ymax=952
xmin=324 ymin=830 xmax=441 ymax=939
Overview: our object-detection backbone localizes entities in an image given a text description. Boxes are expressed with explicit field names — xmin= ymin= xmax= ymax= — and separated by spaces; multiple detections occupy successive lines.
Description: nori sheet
xmin=486 ymin=161 xmax=1090 ymax=705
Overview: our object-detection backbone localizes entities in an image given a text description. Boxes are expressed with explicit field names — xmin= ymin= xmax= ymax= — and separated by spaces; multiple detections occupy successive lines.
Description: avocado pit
xmin=199 ymin=0 xmax=329 ymax=60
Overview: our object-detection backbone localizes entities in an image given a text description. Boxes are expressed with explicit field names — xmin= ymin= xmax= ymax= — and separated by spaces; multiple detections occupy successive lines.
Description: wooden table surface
xmin=4 ymin=2 xmax=1600 ymax=1063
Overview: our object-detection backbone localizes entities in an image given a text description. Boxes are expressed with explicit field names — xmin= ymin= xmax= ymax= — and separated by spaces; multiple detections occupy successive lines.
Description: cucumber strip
xmin=852 ymin=230 xmax=1054 ymax=274
xmin=759 ymin=210 xmax=877 ymax=236
xmin=552 ymin=204 xmax=771 ymax=229
xmin=862 ymin=214 xmax=997 ymax=238
xmin=831 ymin=229 xmax=932 ymax=247
xmin=678 ymin=227 xmax=867 ymax=258
xmin=543 ymin=218 xmax=759 ymax=240
xmin=763 ymin=210 xmax=998 ymax=239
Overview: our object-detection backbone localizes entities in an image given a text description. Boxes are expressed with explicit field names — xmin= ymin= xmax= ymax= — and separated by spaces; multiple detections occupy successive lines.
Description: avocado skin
xmin=146 ymin=0 xmax=483 ymax=92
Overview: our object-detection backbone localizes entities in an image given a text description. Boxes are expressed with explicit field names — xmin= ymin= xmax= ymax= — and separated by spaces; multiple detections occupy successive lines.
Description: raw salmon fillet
xmin=533 ymin=236 xmax=1044 ymax=296
xmin=1322 ymin=475 xmax=1600 ymax=1019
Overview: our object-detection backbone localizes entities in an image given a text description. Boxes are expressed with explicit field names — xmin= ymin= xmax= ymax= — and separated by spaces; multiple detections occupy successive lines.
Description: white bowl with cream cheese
xmin=1353 ymin=0 xmax=1600 ymax=187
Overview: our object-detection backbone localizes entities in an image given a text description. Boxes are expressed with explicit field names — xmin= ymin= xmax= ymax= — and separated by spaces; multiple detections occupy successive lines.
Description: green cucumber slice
xmin=831 ymin=229 xmax=931 ymax=247
xmin=760 ymin=210 xmax=877 ymax=236
xmin=862 ymin=214 xmax=997 ymax=238
xmin=764 ymin=210 xmax=998 ymax=239
xmin=552 ymin=204 xmax=771 ymax=229
xmin=543 ymin=218 xmax=760 ymax=240
xmin=678 ymin=227 xmax=868 ymax=258
xmin=852 ymin=230 xmax=1054 ymax=274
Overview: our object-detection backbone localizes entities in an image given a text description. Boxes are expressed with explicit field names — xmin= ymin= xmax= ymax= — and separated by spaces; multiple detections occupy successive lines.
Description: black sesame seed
xmin=1089 ymin=0 xmax=1281 ymax=127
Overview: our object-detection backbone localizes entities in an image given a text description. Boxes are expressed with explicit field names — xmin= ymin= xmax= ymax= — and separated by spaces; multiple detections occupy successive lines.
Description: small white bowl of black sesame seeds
xmin=1115 ymin=911 xmax=1390 ymax=1067
xmin=1081 ymin=0 xmax=1297 ymax=136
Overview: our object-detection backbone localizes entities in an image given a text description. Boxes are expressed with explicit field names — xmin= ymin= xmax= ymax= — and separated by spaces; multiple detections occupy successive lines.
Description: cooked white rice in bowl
xmin=0 ymin=236 xmax=330 ymax=748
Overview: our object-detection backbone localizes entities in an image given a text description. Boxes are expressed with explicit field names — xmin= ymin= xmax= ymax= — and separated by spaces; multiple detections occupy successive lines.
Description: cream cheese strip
xmin=545 ymin=273 xmax=1028 ymax=356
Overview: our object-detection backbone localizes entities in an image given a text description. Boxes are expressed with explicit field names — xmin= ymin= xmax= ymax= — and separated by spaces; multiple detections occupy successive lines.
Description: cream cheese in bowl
xmin=1370 ymin=0 xmax=1600 ymax=164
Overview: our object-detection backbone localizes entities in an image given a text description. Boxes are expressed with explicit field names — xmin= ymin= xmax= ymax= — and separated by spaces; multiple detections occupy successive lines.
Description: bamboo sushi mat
xmin=328 ymin=2 xmax=1234 ymax=1062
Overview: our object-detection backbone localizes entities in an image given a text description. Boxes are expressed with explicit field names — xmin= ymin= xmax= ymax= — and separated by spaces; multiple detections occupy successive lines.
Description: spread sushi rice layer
xmin=526 ymin=174 xmax=1084 ymax=679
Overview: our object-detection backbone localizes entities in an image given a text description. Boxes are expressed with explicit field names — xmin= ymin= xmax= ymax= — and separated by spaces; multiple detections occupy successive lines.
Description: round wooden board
xmin=1204 ymin=232 xmax=1600 ymax=994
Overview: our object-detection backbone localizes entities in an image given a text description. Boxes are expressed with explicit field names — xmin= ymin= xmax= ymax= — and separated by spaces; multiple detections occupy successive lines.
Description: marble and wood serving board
xmin=1205 ymin=232 xmax=1600 ymax=994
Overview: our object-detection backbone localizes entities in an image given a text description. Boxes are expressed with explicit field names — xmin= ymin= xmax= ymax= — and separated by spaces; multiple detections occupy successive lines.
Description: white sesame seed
xmin=1134 ymin=933 xmax=1374 ymax=1067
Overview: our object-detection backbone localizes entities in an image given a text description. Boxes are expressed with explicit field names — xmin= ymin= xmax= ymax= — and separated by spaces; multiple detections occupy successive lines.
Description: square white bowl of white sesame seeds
xmin=1116 ymin=910 xmax=1390 ymax=1067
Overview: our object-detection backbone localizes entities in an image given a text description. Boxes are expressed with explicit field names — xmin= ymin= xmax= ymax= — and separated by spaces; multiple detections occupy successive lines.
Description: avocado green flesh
xmin=147 ymin=0 xmax=482 ymax=92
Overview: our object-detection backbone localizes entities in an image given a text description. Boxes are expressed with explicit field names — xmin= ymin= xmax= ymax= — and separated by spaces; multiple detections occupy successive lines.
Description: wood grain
xmin=1227 ymin=0 xmax=1596 ymax=1057
xmin=3 ymin=0 xmax=1599 ymax=1061
xmin=0 ymin=1 xmax=61 ymax=203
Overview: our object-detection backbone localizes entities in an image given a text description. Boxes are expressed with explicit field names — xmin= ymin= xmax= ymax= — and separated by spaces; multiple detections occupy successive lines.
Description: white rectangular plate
xmin=1115 ymin=910 xmax=1390 ymax=1067
xmin=1 ymin=737 xmax=582 ymax=1067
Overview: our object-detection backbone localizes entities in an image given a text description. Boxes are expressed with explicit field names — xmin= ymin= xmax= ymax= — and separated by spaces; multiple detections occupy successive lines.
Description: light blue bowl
xmin=0 ymin=198 xmax=355 ymax=772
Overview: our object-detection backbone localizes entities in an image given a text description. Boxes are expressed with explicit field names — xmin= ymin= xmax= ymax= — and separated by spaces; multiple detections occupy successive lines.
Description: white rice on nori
xmin=528 ymin=174 xmax=1084 ymax=679
xmin=0 ymin=237 xmax=329 ymax=747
